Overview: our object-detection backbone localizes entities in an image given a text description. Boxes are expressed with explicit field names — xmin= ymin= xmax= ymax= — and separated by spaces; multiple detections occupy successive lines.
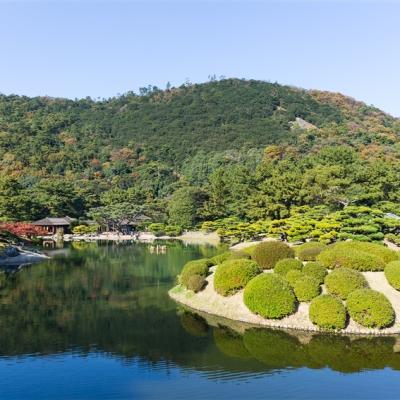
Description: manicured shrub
xmin=303 ymin=262 xmax=327 ymax=284
xmin=186 ymin=274 xmax=206 ymax=292
xmin=210 ymin=252 xmax=231 ymax=266
xmin=347 ymin=289 xmax=394 ymax=329
xmin=285 ymin=269 xmax=304 ymax=287
xmin=274 ymin=258 xmax=303 ymax=276
xmin=295 ymin=242 xmax=327 ymax=261
xmin=385 ymin=261 xmax=400 ymax=290
xmin=180 ymin=258 xmax=212 ymax=290
xmin=228 ymin=250 xmax=251 ymax=260
xmin=164 ymin=225 xmax=183 ymax=236
xmin=214 ymin=259 xmax=261 ymax=296
xmin=309 ymin=294 xmax=347 ymax=330
xmin=340 ymin=241 xmax=398 ymax=264
xmin=325 ymin=268 xmax=368 ymax=300
xmin=243 ymin=273 xmax=296 ymax=319
xmin=293 ymin=275 xmax=321 ymax=302
xmin=252 ymin=241 xmax=295 ymax=270
xmin=317 ymin=245 xmax=385 ymax=271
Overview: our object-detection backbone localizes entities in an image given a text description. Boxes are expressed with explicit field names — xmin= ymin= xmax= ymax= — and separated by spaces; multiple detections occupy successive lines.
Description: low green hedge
xmin=325 ymin=268 xmax=368 ymax=300
xmin=309 ymin=294 xmax=347 ymax=330
xmin=295 ymin=242 xmax=327 ymax=261
xmin=252 ymin=241 xmax=295 ymax=270
xmin=214 ymin=259 xmax=261 ymax=296
xmin=347 ymin=289 xmax=394 ymax=329
xmin=274 ymin=258 xmax=303 ymax=276
xmin=243 ymin=273 xmax=296 ymax=319
xmin=180 ymin=258 xmax=212 ymax=292
xmin=303 ymin=262 xmax=327 ymax=284
xmin=385 ymin=261 xmax=400 ymax=290
xmin=317 ymin=244 xmax=386 ymax=271
xmin=293 ymin=275 xmax=321 ymax=302
xmin=210 ymin=252 xmax=231 ymax=266
xmin=285 ymin=269 xmax=304 ymax=286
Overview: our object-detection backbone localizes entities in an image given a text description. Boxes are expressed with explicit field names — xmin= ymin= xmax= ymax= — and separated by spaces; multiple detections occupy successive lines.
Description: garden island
xmin=170 ymin=240 xmax=400 ymax=334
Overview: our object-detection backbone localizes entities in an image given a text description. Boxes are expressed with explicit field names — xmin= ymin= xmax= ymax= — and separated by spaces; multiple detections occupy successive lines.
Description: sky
xmin=0 ymin=0 xmax=399 ymax=116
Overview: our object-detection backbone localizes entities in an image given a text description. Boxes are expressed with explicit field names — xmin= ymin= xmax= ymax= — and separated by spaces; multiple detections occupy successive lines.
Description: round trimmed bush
xmin=317 ymin=242 xmax=387 ymax=271
xmin=293 ymin=275 xmax=321 ymax=302
xmin=274 ymin=258 xmax=303 ymax=276
xmin=243 ymin=273 xmax=296 ymax=319
xmin=295 ymin=242 xmax=327 ymax=261
xmin=347 ymin=289 xmax=394 ymax=329
xmin=252 ymin=241 xmax=295 ymax=270
xmin=309 ymin=294 xmax=347 ymax=330
xmin=325 ymin=268 xmax=368 ymax=300
xmin=285 ymin=269 xmax=304 ymax=287
xmin=186 ymin=274 xmax=206 ymax=292
xmin=228 ymin=250 xmax=252 ymax=260
xmin=214 ymin=259 xmax=261 ymax=296
xmin=303 ymin=262 xmax=327 ymax=284
xmin=210 ymin=252 xmax=231 ymax=266
xmin=180 ymin=258 xmax=212 ymax=290
xmin=340 ymin=241 xmax=398 ymax=264
xmin=385 ymin=261 xmax=400 ymax=290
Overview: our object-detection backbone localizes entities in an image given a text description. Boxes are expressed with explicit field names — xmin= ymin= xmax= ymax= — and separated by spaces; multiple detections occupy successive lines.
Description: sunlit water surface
xmin=1 ymin=241 xmax=400 ymax=399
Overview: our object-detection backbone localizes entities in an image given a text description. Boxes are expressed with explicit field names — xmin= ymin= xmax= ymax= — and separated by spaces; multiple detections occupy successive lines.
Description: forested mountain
xmin=1 ymin=78 xmax=400 ymax=231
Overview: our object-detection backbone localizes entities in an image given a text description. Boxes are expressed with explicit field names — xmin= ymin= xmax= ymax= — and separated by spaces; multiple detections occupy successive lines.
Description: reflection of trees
xmin=207 ymin=325 xmax=400 ymax=373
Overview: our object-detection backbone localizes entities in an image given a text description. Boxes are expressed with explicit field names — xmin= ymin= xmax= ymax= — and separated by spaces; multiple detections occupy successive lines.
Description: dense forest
xmin=1 ymin=78 xmax=400 ymax=241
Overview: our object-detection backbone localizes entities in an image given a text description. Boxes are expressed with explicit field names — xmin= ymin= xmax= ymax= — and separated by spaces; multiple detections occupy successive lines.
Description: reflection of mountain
xmin=1 ymin=241 xmax=400 ymax=377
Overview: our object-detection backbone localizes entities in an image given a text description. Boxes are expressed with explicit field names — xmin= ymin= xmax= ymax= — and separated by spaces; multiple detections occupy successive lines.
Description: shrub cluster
xmin=325 ymin=268 xmax=368 ymax=300
xmin=309 ymin=294 xmax=347 ymax=330
xmin=385 ymin=261 xmax=400 ymax=290
xmin=285 ymin=269 xmax=304 ymax=287
xmin=228 ymin=250 xmax=252 ymax=260
xmin=252 ymin=241 xmax=295 ymax=270
xmin=210 ymin=252 xmax=231 ymax=266
xmin=317 ymin=244 xmax=386 ymax=271
xmin=303 ymin=262 xmax=327 ymax=284
xmin=293 ymin=275 xmax=321 ymax=302
xmin=342 ymin=241 xmax=398 ymax=263
xmin=347 ymin=289 xmax=394 ymax=329
xmin=243 ymin=273 xmax=296 ymax=319
xmin=214 ymin=259 xmax=261 ymax=296
xmin=180 ymin=258 xmax=212 ymax=292
xmin=274 ymin=258 xmax=303 ymax=276
xmin=295 ymin=242 xmax=327 ymax=261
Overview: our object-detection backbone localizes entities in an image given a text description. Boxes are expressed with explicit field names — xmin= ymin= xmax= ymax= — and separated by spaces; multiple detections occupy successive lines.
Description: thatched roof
xmin=33 ymin=216 xmax=73 ymax=226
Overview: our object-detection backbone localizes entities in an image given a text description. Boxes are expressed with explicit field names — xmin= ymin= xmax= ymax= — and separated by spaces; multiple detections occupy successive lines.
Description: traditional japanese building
xmin=32 ymin=216 xmax=74 ymax=234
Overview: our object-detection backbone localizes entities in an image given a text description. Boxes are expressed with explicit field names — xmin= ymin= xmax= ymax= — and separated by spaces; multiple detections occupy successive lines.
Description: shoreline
xmin=169 ymin=267 xmax=400 ymax=336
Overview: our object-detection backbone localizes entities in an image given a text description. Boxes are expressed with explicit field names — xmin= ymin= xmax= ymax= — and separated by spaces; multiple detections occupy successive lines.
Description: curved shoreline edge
xmin=169 ymin=269 xmax=400 ymax=336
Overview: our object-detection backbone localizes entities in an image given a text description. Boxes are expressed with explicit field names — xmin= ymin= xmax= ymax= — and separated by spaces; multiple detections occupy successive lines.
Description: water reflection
xmin=0 ymin=241 xmax=399 ymax=379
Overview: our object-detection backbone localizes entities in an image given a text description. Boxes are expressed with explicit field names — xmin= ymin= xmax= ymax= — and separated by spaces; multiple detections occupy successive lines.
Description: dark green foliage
xmin=274 ymin=258 xmax=303 ymax=276
xmin=243 ymin=273 xmax=296 ymax=319
xmin=303 ymin=262 xmax=327 ymax=284
xmin=214 ymin=259 xmax=261 ymax=296
xmin=325 ymin=268 xmax=368 ymax=300
xmin=252 ymin=241 xmax=295 ymax=270
xmin=180 ymin=259 xmax=212 ymax=291
xmin=295 ymin=242 xmax=327 ymax=261
xmin=285 ymin=269 xmax=304 ymax=286
xmin=293 ymin=275 xmax=321 ymax=302
xmin=347 ymin=289 xmax=394 ymax=329
xmin=180 ymin=312 xmax=209 ymax=337
xmin=317 ymin=243 xmax=386 ymax=271
xmin=385 ymin=261 xmax=400 ymax=290
xmin=213 ymin=327 xmax=251 ymax=359
xmin=309 ymin=294 xmax=347 ymax=330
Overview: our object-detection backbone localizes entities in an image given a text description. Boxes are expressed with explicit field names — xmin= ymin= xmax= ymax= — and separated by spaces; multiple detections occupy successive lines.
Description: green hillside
xmin=0 ymin=78 xmax=400 ymax=231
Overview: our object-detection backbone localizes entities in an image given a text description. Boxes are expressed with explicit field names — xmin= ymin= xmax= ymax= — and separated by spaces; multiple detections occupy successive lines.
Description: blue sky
xmin=1 ymin=0 xmax=399 ymax=116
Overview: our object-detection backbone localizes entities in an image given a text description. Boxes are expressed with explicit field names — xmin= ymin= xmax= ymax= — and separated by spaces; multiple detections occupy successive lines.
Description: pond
xmin=1 ymin=241 xmax=400 ymax=399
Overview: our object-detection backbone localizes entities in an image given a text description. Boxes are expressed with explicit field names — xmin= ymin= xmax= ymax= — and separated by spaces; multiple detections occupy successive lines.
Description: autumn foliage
xmin=0 ymin=223 xmax=47 ymax=238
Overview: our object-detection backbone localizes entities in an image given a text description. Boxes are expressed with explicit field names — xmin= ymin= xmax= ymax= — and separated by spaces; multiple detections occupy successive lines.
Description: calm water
xmin=1 ymin=241 xmax=400 ymax=399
